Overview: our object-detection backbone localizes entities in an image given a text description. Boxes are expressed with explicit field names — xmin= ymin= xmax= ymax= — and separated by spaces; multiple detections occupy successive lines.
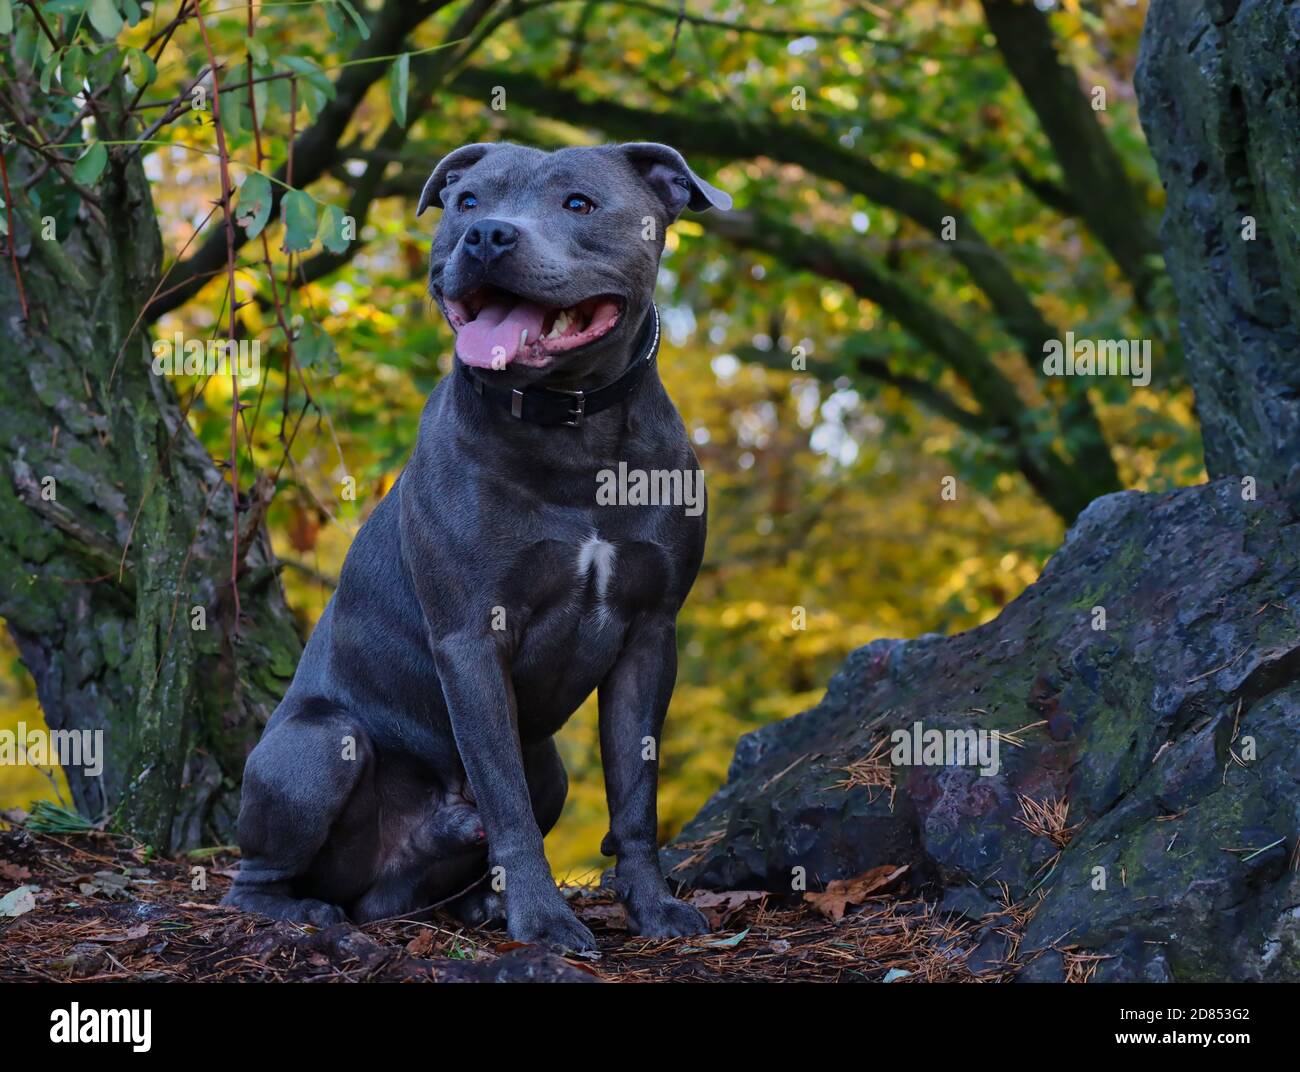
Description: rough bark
xmin=1135 ymin=0 xmax=1300 ymax=485
xmin=0 ymin=101 xmax=300 ymax=852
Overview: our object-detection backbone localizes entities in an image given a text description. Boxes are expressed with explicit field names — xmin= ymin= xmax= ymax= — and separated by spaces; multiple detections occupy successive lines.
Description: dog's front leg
xmin=434 ymin=636 xmax=596 ymax=952
xmin=599 ymin=616 xmax=710 ymax=938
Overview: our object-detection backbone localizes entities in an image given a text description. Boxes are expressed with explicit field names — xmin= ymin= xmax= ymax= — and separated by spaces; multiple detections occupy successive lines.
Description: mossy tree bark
xmin=0 ymin=108 xmax=300 ymax=853
xmin=1136 ymin=0 xmax=1300 ymax=485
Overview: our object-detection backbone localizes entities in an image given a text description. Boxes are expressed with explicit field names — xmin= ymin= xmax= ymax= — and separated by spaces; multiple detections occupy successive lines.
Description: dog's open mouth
xmin=445 ymin=285 xmax=622 ymax=369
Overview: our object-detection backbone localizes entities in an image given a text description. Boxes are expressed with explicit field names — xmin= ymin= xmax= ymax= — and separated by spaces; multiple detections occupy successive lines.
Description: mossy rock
xmin=665 ymin=480 xmax=1300 ymax=981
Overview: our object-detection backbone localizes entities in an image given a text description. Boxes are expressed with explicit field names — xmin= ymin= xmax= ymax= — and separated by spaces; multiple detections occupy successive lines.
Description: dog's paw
xmin=624 ymin=893 xmax=710 ymax=939
xmin=295 ymin=898 xmax=349 ymax=928
xmin=508 ymin=896 xmax=597 ymax=953
xmin=444 ymin=884 xmax=507 ymax=928
xmin=223 ymin=889 xmax=347 ymax=928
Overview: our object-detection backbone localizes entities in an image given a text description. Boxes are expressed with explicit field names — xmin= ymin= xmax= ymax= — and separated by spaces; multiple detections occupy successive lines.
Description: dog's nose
xmin=463 ymin=219 xmax=519 ymax=263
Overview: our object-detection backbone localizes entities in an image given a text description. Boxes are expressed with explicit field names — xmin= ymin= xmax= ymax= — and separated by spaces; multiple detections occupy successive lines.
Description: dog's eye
xmin=457 ymin=192 xmax=478 ymax=212
xmin=563 ymin=194 xmax=594 ymax=215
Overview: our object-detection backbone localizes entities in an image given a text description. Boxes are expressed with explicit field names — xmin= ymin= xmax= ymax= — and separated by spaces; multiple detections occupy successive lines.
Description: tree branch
xmin=703 ymin=209 xmax=1097 ymax=520
xmin=703 ymin=212 xmax=1019 ymax=426
xmin=980 ymin=0 xmax=1161 ymax=304
xmin=737 ymin=343 xmax=993 ymax=435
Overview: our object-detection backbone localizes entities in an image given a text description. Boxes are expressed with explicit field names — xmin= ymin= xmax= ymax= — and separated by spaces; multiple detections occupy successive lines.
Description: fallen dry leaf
xmin=0 ymin=861 xmax=32 ymax=883
xmin=405 ymin=929 xmax=439 ymax=957
xmin=687 ymin=889 xmax=768 ymax=927
xmin=578 ymin=903 xmax=628 ymax=930
xmin=85 ymin=923 xmax=150 ymax=943
xmin=0 ymin=884 xmax=38 ymax=917
xmin=77 ymin=870 xmax=134 ymax=899
xmin=804 ymin=864 xmax=909 ymax=921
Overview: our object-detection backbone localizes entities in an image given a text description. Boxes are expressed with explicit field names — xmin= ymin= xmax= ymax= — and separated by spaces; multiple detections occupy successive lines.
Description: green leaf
xmin=280 ymin=189 xmax=318 ymax=253
xmin=280 ymin=56 xmax=335 ymax=101
xmin=61 ymin=45 xmax=87 ymax=91
xmin=0 ymin=0 xmax=13 ymax=36
xmin=72 ymin=141 xmax=108 ymax=186
xmin=217 ymin=63 xmax=246 ymax=139
xmin=253 ymin=73 xmax=269 ymax=127
xmin=335 ymin=0 xmax=370 ymax=40
xmin=84 ymin=0 xmax=124 ymax=40
xmin=324 ymin=1 xmax=343 ymax=38
xmin=12 ymin=11 xmax=34 ymax=67
xmin=125 ymin=46 xmax=155 ymax=90
xmin=235 ymin=172 xmax=273 ymax=239
xmin=704 ymin=928 xmax=750 ymax=948
xmin=389 ymin=52 xmax=409 ymax=128
xmin=294 ymin=320 xmax=339 ymax=374
xmin=320 ymin=204 xmax=351 ymax=255
xmin=31 ymin=168 xmax=82 ymax=239
xmin=33 ymin=20 xmax=53 ymax=64
xmin=280 ymin=56 xmax=334 ymax=121
xmin=40 ymin=48 xmax=61 ymax=92
xmin=86 ymin=42 xmax=122 ymax=90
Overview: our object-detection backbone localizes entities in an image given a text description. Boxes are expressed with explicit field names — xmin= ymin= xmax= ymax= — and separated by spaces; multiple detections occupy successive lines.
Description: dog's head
xmin=418 ymin=142 xmax=730 ymax=378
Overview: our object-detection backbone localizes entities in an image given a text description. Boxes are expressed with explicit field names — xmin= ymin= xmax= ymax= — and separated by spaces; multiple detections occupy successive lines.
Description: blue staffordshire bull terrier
xmin=223 ymin=141 xmax=731 ymax=951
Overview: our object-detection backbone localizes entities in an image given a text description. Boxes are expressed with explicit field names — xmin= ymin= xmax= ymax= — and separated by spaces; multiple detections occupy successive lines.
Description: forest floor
xmin=0 ymin=822 xmax=1030 ymax=983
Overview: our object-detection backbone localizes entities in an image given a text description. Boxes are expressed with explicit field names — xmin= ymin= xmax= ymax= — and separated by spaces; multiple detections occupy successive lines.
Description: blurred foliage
xmin=0 ymin=0 xmax=1202 ymax=875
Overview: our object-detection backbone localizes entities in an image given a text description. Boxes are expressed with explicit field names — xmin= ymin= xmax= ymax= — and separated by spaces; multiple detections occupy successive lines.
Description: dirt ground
xmin=0 ymin=823 xmax=1030 ymax=983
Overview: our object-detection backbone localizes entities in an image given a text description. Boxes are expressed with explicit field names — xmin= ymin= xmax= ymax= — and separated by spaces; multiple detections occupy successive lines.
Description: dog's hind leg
xmin=523 ymin=736 xmax=569 ymax=836
xmin=443 ymin=737 xmax=568 ymax=928
xmin=222 ymin=706 xmax=372 ymax=925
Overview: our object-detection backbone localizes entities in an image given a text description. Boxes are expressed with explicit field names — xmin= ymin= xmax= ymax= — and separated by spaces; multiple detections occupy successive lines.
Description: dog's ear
xmin=619 ymin=143 xmax=732 ymax=218
xmin=416 ymin=143 xmax=498 ymax=217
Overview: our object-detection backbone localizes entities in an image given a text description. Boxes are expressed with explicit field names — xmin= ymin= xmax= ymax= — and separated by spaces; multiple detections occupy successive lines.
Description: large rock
xmin=1136 ymin=0 xmax=1300 ymax=486
xmin=665 ymin=480 xmax=1300 ymax=981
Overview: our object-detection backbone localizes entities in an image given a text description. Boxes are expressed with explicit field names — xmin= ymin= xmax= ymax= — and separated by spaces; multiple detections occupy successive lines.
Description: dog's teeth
xmin=520 ymin=329 xmax=529 ymax=348
xmin=548 ymin=310 xmax=573 ymax=339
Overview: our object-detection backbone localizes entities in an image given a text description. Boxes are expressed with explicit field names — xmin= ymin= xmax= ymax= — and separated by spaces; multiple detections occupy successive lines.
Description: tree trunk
xmin=0 ymin=100 xmax=300 ymax=853
xmin=1135 ymin=0 xmax=1300 ymax=485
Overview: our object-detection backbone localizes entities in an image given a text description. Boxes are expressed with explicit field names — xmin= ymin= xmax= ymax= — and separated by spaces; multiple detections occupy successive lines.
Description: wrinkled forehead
xmin=450 ymin=145 xmax=637 ymax=205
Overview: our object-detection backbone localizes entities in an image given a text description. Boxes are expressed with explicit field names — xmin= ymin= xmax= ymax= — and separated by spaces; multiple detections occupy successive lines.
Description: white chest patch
xmin=576 ymin=534 xmax=617 ymax=600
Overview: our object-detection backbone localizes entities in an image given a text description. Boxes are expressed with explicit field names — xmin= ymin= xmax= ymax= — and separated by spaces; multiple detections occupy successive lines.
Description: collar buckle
xmin=553 ymin=388 xmax=586 ymax=428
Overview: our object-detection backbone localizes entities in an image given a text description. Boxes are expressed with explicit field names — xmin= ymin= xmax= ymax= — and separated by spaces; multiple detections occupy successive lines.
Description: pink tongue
xmin=456 ymin=295 xmax=547 ymax=368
